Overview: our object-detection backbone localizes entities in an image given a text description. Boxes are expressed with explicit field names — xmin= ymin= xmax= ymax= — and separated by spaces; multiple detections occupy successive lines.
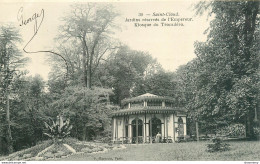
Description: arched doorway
xmin=132 ymin=119 xmax=143 ymax=143
xmin=149 ymin=117 xmax=162 ymax=137
xmin=178 ymin=117 xmax=184 ymax=137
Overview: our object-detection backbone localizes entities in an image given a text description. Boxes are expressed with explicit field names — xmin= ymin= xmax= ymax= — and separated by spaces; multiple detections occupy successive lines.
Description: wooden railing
xmin=113 ymin=136 xmax=174 ymax=144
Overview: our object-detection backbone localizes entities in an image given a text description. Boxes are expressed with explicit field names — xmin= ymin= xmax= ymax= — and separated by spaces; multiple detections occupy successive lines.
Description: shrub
xmin=253 ymin=127 xmax=260 ymax=135
xmin=94 ymin=135 xmax=112 ymax=143
xmin=207 ymin=138 xmax=230 ymax=152
xmin=253 ymin=127 xmax=260 ymax=139
xmin=216 ymin=124 xmax=245 ymax=138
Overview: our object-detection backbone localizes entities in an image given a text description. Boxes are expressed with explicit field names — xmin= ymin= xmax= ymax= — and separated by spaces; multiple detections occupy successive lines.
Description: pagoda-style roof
xmin=121 ymin=93 xmax=175 ymax=105
xmin=112 ymin=106 xmax=187 ymax=116
xmin=111 ymin=93 xmax=187 ymax=116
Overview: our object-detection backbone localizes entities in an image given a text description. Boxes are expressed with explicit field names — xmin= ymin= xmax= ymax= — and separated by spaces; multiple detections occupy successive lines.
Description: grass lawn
xmin=57 ymin=140 xmax=260 ymax=161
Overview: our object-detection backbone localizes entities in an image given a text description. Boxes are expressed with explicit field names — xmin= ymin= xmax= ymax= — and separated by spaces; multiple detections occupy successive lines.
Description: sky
xmin=0 ymin=0 xmax=210 ymax=81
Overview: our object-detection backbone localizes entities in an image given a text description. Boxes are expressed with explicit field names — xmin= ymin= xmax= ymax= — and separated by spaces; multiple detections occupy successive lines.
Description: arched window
xmin=178 ymin=117 xmax=183 ymax=124
xmin=149 ymin=117 xmax=162 ymax=137
xmin=131 ymin=119 xmax=143 ymax=137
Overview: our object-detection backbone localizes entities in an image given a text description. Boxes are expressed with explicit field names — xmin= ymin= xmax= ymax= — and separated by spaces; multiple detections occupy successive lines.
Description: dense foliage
xmin=177 ymin=0 xmax=260 ymax=138
xmin=216 ymin=124 xmax=246 ymax=138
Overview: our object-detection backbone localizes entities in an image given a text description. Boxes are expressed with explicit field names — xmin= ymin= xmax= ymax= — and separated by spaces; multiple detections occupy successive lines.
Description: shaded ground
xmin=57 ymin=141 xmax=260 ymax=161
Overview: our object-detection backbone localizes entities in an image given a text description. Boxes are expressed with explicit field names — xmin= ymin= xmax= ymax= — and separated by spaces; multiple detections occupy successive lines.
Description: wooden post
xmin=166 ymin=115 xmax=168 ymax=143
xmin=142 ymin=119 xmax=144 ymax=144
xmin=116 ymin=118 xmax=118 ymax=141
xmin=112 ymin=117 xmax=114 ymax=143
xmin=129 ymin=122 xmax=132 ymax=143
xmin=144 ymin=113 xmax=146 ymax=143
xmin=173 ymin=114 xmax=175 ymax=142
xmin=136 ymin=117 xmax=138 ymax=144
xmin=196 ymin=121 xmax=199 ymax=142
xmin=150 ymin=117 xmax=153 ymax=144
xmin=114 ymin=118 xmax=117 ymax=141
xmin=122 ymin=116 xmax=125 ymax=144
xmin=164 ymin=114 xmax=166 ymax=142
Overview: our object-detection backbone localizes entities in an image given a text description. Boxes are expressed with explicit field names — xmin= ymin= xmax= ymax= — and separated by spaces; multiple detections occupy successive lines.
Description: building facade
xmin=111 ymin=93 xmax=187 ymax=144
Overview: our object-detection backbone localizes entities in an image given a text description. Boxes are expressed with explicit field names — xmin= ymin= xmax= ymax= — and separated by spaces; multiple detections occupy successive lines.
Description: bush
xmin=216 ymin=124 xmax=245 ymax=138
xmin=253 ymin=127 xmax=260 ymax=135
xmin=94 ymin=135 xmax=112 ymax=143
xmin=253 ymin=127 xmax=260 ymax=139
xmin=207 ymin=138 xmax=230 ymax=153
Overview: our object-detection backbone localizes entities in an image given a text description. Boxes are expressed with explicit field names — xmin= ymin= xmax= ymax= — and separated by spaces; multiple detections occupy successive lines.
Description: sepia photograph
xmin=0 ymin=0 xmax=259 ymax=162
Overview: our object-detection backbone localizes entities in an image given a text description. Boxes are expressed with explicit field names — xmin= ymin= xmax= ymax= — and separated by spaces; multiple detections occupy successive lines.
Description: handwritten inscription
xmin=17 ymin=7 xmax=45 ymax=51
xmin=17 ymin=7 xmax=44 ymax=33
xmin=17 ymin=7 xmax=69 ymax=79
xmin=17 ymin=7 xmax=45 ymax=49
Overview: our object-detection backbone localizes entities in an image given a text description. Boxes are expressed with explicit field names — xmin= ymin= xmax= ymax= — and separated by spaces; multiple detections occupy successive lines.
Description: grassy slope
xmin=58 ymin=141 xmax=260 ymax=161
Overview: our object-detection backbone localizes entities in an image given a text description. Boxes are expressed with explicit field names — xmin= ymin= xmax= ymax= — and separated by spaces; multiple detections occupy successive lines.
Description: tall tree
xmin=132 ymin=71 xmax=177 ymax=98
xmin=0 ymin=24 xmax=28 ymax=154
xmin=97 ymin=46 xmax=162 ymax=105
xmin=57 ymin=3 xmax=119 ymax=88
xmin=188 ymin=1 xmax=260 ymax=138
xmin=8 ymin=75 xmax=49 ymax=150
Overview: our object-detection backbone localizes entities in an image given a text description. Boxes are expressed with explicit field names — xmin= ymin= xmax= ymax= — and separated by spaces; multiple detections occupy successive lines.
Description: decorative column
xmin=166 ymin=115 xmax=168 ymax=142
xmin=183 ymin=117 xmax=187 ymax=136
xmin=164 ymin=114 xmax=166 ymax=142
xmin=112 ymin=117 xmax=114 ymax=142
xmin=150 ymin=117 xmax=152 ymax=143
xmin=136 ymin=116 xmax=138 ymax=144
xmin=122 ymin=116 xmax=125 ymax=144
xmin=173 ymin=114 xmax=175 ymax=142
xmin=114 ymin=117 xmax=117 ymax=141
xmin=162 ymin=101 xmax=165 ymax=107
xmin=129 ymin=120 xmax=132 ymax=143
xmin=144 ymin=113 xmax=146 ymax=143
xmin=116 ymin=118 xmax=118 ymax=141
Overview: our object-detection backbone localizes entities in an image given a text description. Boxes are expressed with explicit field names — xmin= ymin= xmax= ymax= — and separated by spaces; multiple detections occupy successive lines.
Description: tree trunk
xmin=86 ymin=66 xmax=91 ymax=89
xmin=6 ymin=89 xmax=13 ymax=154
xmin=196 ymin=121 xmax=199 ymax=142
xmin=82 ymin=126 xmax=87 ymax=141
xmin=245 ymin=113 xmax=255 ymax=139
xmin=4 ymin=46 xmax=13 ymax=154
xmin=82 ymin=40 xmax=88 ymax=87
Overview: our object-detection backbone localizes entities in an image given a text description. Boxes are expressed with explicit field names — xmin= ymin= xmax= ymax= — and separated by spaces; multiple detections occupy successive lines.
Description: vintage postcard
xmin=0 ymin=0 xmax=259 ymax=162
